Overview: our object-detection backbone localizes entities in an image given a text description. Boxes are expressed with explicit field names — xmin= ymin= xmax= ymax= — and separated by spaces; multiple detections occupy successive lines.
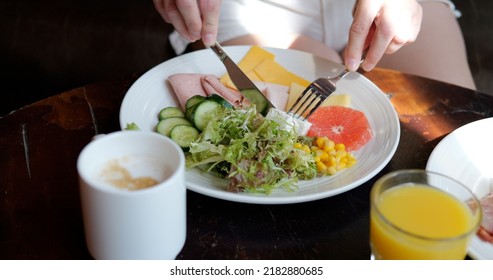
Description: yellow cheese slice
xmin=287 ymin=82 xmax=306 ymax=110
xmin=238 ymin=46 xmax=275 ymax=71
xmin=287 ymin=82 xmax=351 ymax=111
xmin=321 ymin=94 xmax=351 ymax=107
xmin=220 ymin=46 xmax=275 ymax=85
xmin=246 ymin=71 xmax=261 ymax=82
xmin=225 ymin=71 xmax=262 ymax=90
xmin=220 ymin=46 xmax=311 ymax=93
xmin=253 ymin=59 xmax=310 ymax=88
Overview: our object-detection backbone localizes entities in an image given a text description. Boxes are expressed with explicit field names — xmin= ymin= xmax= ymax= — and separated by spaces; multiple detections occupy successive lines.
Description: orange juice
xmin=371 ymin=184 xmax=477 ymax=259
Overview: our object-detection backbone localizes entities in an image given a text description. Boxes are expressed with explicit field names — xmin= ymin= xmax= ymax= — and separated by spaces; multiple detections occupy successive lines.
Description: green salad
xmin=131 ymin=94 xmax=357 ymax=194
xmin=186 ymin=105 xmax=318 ymax=194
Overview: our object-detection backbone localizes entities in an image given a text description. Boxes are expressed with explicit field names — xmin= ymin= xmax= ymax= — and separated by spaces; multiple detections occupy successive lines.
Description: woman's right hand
xmin=153 ymin=0 xmax=222 ymax=47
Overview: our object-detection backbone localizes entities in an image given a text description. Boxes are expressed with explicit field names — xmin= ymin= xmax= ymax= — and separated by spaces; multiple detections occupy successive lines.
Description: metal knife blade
xmin=210 ymin=42 xmax=274 ymax=116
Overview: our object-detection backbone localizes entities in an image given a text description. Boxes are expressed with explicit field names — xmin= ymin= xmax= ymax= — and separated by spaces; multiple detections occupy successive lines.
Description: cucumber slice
xmin=191 ymin=100 xmax=221 ymax=131
xmin=158 ymin=106 xmax=185 ymax=120
xmin=207 ymin=94 xmax=233 ymax=109
xmin=185 ymin=96 xmax=206 ymax=122
xmin=170 ymin=125 xmax=199 ymax=149
xmin=241 ymin=88 xmax=270 ymax=115
xmin=156 ymin=117 xmax=192 ymax=137
xmin=185 ymin=103 xmax=197 ymax=122
xmin=186 ymin=95 xmax=206 ymax=109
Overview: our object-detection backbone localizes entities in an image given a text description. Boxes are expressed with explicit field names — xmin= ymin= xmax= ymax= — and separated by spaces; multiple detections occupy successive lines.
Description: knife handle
xmin=210 ymin=42 xmax=227 ymax=62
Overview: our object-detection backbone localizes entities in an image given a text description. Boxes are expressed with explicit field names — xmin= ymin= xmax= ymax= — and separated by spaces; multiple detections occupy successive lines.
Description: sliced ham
xmin=478 ymin=192 xmax=493 ymax=243
xmin=254 ymin=81 xmax=290 ymax=110
xmin=168 ymin=73 xmax=247 ymax=109
xmin=201 ymin=75 xmax=246 ymax=107
xmin=168 ymin=74 xmax=207 ymax=109
xmin=168 ymin=73 xmax=290 ymax=111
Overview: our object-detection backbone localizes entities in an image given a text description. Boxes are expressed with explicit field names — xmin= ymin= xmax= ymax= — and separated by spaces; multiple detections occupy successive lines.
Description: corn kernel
xmin=324 ymin=140 xmax=335 ymax=151
xmin=316 ymin=161 xmax=327 ymax=172
xmin=310 ymin=137 xmax=357 ymax=176
xmin=328 ymin=166 xmax=337 ymax=175
xmin=335 ymin=143 xmax=346 ymax=151
xmin=328 ymin=156 xmax=336 ymax=166
xmin=302 ymin=145 xmax=311 ymax=153
xmin=335 ymin=149 xmax=347 ymax=160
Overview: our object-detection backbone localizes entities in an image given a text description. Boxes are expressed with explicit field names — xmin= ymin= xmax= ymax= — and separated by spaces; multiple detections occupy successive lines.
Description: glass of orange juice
xmin=370 ymin=169 xmax=482 ymax=260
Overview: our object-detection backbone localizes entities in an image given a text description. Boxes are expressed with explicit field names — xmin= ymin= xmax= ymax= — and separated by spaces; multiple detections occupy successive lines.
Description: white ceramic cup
xmin=77 ymin=131 xmax=186 ymax=259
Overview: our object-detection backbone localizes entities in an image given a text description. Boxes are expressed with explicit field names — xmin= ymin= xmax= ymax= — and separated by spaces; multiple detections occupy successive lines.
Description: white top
xmin=170 ymin=0 xmax=459 ymax=55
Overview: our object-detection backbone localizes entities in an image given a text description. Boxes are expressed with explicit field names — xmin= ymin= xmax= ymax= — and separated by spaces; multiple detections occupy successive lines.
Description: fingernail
xmin=346 ymin=59 xmax=358 ymax=72
xmin=190 ymin=32 xmax=201 ymax=41
xmin=362 ymin=61 xmax=374 ymax=72
xmin=202 ymin=34 xmax=215 ymax=47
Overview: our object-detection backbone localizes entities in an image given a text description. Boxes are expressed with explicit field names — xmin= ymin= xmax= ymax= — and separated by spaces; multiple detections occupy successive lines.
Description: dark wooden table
xmin=1 ymin=68 xmax=492 ymax=260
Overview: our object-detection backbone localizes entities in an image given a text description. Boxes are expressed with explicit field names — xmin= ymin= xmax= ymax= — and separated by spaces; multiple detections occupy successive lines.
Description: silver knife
xmin=210 ymin=42 xmax=274 ymax=116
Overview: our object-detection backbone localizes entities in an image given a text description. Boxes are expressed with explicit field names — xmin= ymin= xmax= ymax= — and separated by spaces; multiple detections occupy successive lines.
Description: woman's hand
xmin=345 ymin=0 xmax=423 ymax=71
xmin=153 ymin=0 xmax=222 ymax=47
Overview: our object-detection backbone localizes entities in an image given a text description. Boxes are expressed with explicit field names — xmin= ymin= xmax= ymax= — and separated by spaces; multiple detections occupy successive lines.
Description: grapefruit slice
xmin=307 ymin=106 xmax=373 ymax=151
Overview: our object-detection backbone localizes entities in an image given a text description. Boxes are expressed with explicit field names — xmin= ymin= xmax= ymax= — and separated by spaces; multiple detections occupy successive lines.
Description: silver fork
xmin=287 ymin=55 xmax=366 ymax=119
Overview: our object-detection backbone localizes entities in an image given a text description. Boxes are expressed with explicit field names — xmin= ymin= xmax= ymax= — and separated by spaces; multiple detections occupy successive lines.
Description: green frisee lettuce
xmin=186 ymin=106 xmax=317 ymax=194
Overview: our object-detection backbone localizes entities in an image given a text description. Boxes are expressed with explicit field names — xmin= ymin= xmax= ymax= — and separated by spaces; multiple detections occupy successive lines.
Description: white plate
xmin=120 ymin=46 xmax=400 ymax=204
xmin=426 ymin=117 xmax=493 ymax=259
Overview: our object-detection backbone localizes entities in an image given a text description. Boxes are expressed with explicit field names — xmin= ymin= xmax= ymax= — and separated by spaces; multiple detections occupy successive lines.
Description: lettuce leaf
xmin=186 ymin=106 xmax=317 ymax=194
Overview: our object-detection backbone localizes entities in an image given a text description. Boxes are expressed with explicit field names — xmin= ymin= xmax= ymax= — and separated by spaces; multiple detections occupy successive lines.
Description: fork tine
xmin=287 ymin=77 xmax=336 ymax=118
xmin=304 ymin=96 xmax=325 ymax=118
xmin=288 ymin=87 xmax=317 ymax=118
xmin=297 ymin=93 xmax=320 ymax=118
xmin=287 ymin=87 xmax=325 ymax=119
xmin=287 ymin=87 xmax=310 ymax=114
